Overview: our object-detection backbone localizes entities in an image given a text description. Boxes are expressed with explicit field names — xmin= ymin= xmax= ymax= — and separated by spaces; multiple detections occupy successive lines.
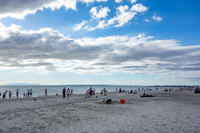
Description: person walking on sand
xmin=45 ymin=88 xmax=47 ymax=96
xmin=9 ymin=91 xmax=12 ymax=99
xmin=67 ymin=88 xmax=70 ymax=98
xmin=16 ymin=89 xmax=19 ymax=99
xmin=63 ymin=87 xmax=66 ymax=98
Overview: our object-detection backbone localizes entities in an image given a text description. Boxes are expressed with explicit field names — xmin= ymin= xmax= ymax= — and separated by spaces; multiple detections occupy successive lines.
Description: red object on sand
xmin=120 ymin=99 xmax=126 ymax=104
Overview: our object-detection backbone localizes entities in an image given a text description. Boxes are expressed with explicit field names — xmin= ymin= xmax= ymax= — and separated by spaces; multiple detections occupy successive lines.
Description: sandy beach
xmin=0 ymin=89 xmax=200 ymax=133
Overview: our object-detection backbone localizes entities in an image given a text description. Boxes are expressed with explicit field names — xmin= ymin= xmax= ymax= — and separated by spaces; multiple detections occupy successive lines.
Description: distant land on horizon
xmin=1 ymin=83 xmax=198 ymax=87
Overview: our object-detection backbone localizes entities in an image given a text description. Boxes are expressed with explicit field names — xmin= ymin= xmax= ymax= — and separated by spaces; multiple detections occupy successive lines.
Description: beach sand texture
xmin=0 ymin=90 xmax=200 ymax=133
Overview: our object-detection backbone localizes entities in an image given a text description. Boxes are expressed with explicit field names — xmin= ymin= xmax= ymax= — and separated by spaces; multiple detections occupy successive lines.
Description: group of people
xmin=23 ymin=89 xmax=33 ymax=98
xmin=0 ymin=89 xmax=19 ymax=100
xmin=62 ymin=88 xmax=73 ymax=98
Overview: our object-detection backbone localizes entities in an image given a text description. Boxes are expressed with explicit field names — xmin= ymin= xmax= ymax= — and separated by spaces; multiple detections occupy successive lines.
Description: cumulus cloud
xmin=130 ymin=3 xmax=147 ymax=12
xmin=130 ymin=0 xmax=137 ymax=4
xmin=90 ymin=6 xmax=110 ymax=19
xmin=0 ymin=0 xmax=78 ymax=19
xmin=73 ymin=21 xmax=87 ymax=31
xmin=1 ymin=22 xmax=200 ymax=79
xmin=75 ymin=3 xmax=148 ymax=31
xmin=152 ymin=15 xmax=162 ymax=22
xmin=114 ymin=5 xmax=137 ymax=27
xmin=0 ymin=0 xmax=109 ymax=19
xmin=115 ymin=0 xmax=122 ymax=3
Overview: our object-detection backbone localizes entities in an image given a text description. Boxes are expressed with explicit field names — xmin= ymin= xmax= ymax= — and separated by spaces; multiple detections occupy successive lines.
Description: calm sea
xmin=0 ymin=85 xmax=179 ymax=98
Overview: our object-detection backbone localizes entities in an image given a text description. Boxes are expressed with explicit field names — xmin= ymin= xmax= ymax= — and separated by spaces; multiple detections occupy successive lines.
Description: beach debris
xmin=33 ymin=98 xmax=37 ymax=101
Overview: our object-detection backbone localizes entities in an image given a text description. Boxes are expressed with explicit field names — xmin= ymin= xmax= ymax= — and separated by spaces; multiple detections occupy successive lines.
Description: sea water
xmin=0 ymin=85 xmax=178 ymax=98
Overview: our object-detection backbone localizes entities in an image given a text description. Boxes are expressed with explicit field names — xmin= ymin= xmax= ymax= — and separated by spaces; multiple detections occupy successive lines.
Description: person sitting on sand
xmin=2 ymin=90 xmax=7 ymax=100
xmin=101 ymin=90 xmax=103 ymax=96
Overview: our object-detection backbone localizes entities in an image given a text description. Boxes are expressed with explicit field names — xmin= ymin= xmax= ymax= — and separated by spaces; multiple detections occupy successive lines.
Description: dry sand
xmin=0 ymin=89 xmax=200 ymax=133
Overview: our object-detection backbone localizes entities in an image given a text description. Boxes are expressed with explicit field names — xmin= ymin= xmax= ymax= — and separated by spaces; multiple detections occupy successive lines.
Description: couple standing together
xmin=62 ymin=88 xmax=71 ymax=98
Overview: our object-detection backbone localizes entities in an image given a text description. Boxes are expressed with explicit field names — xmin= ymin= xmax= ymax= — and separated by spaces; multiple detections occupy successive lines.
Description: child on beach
xmin=101 ymin=90 xmax=103 ymax=96
xmin=9 ymin=91 xmax=12 ymax=99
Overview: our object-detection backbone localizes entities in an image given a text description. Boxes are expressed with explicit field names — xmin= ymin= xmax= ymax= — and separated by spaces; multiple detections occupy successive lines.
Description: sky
xmin=0 ymin=0 xmax=200 ymax=85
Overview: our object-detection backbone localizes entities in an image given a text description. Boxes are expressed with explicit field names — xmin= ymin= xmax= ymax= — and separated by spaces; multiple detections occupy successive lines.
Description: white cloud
xmin=73 ymin=21 xmax=87 ymax=31
xmin=152 ymin=15 xmax=162 ymax=22
xmin=130 ymin=0 xmax=137 ymax=4
xmin=144 ymin=19 xmax=150 ymax=22
xmin=114 ymin=5 xmax=137 ymax=27
xmin=79 ymin=0 xmax=94 ymax=3
xmin=88 ymin=20 xmax=106 ymax=31
xmin=96 ymin=0 xmax=108 ymax=2
xmin=115 ymin=0 xmax=122 ymax=3
xmin=78 ymin=3 xmax=148 ymax=31
xmin=86 ymin=5 xmax=137 ymax=30
xmin=131 ymin=3 xmax=147 ymax=12
xmin=0 ymin=0 xmax=78 ymax=19
xmin=90 ymin=7 xmax=110 ymax=19
xmin=1 ymin=22 xmax=200 ymax=78
xmin=0 ymin=0 xmax=109 ymax=19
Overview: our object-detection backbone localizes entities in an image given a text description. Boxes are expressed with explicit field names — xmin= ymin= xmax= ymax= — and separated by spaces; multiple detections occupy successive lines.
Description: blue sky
xmin=0 ymin=0 xmax=200 ymax=85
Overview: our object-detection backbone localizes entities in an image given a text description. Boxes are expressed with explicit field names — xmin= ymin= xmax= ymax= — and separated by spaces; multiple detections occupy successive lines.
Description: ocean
xmin=0 ymin=85 xmax=180 ymax=98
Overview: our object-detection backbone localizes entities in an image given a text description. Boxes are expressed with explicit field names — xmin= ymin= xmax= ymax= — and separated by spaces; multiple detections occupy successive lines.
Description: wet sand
xmin=0 ymin=89 xmax=200 ymax=133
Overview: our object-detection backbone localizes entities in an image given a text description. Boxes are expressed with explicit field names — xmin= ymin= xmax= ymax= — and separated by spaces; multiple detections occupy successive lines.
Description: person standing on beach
xmin=2 ymin=90 xmax=7 ymax=100
xmin=45 ymin=88 xmax=47 ymax=96
xmin=16 ymin=89 xmax=19 ymax=99
xmin=30 ymin=89 xmax=32 ymax=97
xmin=67 ymin=88 xmax=70 ymax=98
xmin=70 ymin=89 xmax=73 ymax=95
xmin=0 ymin=91 xmax=1 ymax=100
xmin=9 ymin=91 xmax=12 ymax=99
xmin=63 ymin=87 xmax=66 ymax=98
xmin=27 ymin=89 xmax=30 ymax=98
